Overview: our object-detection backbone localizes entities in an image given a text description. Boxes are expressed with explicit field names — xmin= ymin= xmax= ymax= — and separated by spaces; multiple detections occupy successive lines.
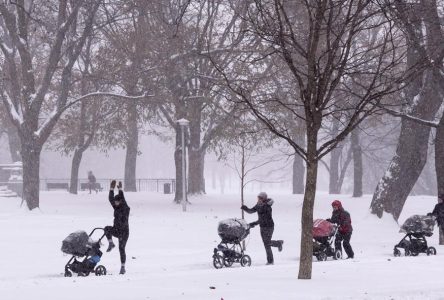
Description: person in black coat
xmin=241 ymin=192 xmax=283 ymax=265
xmin=428 ymin=195 xmax=444 ymax=229
xmin=87 ymin=171 xmax=97 ymax=194
xmin=327 ymin=200 xmax=354 ymax=259
xmin=105 ymin=180 xmax=130 ymax=274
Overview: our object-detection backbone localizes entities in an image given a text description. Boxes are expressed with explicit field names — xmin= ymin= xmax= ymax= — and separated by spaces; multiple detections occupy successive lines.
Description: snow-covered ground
xmin=1 ymin=191 xmax=443 ymax=300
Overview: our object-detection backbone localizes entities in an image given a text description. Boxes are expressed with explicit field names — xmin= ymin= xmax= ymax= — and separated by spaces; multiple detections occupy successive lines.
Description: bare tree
xmin=0 ymin=1 xmax=102 ymax=209
xmin=213 ymin=0 xmax=406 ymax=279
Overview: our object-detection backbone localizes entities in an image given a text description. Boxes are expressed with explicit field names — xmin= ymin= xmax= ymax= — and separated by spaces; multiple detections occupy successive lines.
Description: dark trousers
xmin=105 ymin=226 xmax=129 ymax=264
xmin=335 ymin=232 xmax=354 ymax=258
xmin=260 ymin=226 xmax=280 ymax=263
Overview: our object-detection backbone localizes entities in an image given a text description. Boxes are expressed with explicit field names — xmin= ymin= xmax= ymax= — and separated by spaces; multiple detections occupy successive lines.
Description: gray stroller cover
xmin=400 ymin=215 xmax=435 ymax=235
xmin=61 ymin=231 xmax=95 ymax=256
xmin=218 ymin=218 xmax=249 ymax=243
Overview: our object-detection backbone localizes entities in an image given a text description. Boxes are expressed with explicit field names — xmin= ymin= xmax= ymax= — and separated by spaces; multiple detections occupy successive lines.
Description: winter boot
xmin=119 ymin=266 xmax=126 ymax=275
xmin=106 ymin=241 xmax=115 ymax=252
xmin=278 ymin=240 xmax=284 ymax=252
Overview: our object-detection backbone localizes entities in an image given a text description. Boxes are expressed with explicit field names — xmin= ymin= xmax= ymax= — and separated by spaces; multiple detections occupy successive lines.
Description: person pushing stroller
xmin=327 ymin=200 xmax=354 ymax=259
xmin=428 ymin=194 xmax=444 ymax=231
xmin=241 ymin=192 xmax=283 ymax=265
xmin=105 ymin=180 xmax=130 ymax=275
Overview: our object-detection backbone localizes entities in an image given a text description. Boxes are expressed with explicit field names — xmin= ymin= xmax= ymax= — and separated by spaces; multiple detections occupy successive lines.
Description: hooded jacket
xmin=243 ymin=199 xmax=275 ymax=228
xmin=109 ymin=189 xmax=130 ymax=231
xmin=431 ymin=202 xmax=444 ymax=227
xmin=329 ymin=201 xmax=352 ymax=234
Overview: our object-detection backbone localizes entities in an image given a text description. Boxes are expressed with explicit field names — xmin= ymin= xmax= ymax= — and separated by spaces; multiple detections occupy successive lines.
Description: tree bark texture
xmin=6 ymin=125 xmax=21 ymax=162
xmin=329 ymin=146 xmax=341 ymax=194
xmin=298 ymin=139 xmax=318 ymax=279
xmin=351 ymin=129 xmax=363 ymax=197
xmin=292 ymin=154 xmax=305 ymax=194
xmin=188 ymin=114 xmax=206 ymax=194
xmin=124 ymin=103 xmax=138 ymax=192
xmin=174 ymin=126 xmax=184 ymax=203
xmin=21 ymin=140 xmax=41 ymax=210
xmin=69 ymin=149 xmax=83 ymax=194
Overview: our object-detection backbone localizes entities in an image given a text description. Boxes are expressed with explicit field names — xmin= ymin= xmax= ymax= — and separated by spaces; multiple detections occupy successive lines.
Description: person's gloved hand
xmin=117 ymin=181 xmax=122 ymax=189
xmin=110 ymin=180 xmax=116 ymax=189
xmin=427 ymin=213 xmax=433 ymax=217
xmin=326 ymin=218 xmax=331 ymax=222
xmin=241 ymin=205 xmax=247 ymax=210
xmin=249 ymin=223 xmax=256 ymax=228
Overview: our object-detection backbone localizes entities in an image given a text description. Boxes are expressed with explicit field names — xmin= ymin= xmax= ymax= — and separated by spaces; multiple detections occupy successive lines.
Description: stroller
xmin=212 ymin=218 xmax=252 ymax=269
xmin=394 ymin=215 xmax=437 ymax=257
xmin=312 ymin=219 xmax=342 ymax=261
xmin=61 ymin=228 xmax=107 ymax=277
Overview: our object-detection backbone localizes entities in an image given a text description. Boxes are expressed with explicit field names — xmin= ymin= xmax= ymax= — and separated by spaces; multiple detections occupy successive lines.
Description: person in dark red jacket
xmin=327 ymin=200 xmax=354 ymax=259
xmin=241 ymin=192 xmax=283 ymax=265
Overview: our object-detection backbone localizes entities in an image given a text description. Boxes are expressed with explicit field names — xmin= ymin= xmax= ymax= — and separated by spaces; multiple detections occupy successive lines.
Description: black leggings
xmin=104 ymin=226 xmax=129 ymax=264
xmin=335 ymin=232 xmax=354 ymax=258
xmin=260 ymin=226 xmax=281 ymax=264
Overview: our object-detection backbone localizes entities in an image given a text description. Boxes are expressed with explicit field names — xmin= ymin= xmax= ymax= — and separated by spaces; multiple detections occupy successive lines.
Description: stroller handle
xmin=89 ymin=227 xmax=106 ymax=238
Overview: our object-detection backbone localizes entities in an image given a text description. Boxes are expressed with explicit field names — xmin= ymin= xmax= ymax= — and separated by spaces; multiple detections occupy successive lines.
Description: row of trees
xmin=1 ymin=0 xmax=444 ymax=280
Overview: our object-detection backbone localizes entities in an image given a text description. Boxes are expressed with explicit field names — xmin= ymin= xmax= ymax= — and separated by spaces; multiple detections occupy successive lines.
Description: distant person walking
xmin=87 ymin=171 xmax=97 ymax=194
xmin=327 ymin=200 xmax=354 ymax=259
xmin=241 ymin=192 xmax=283 ymax=265
xmin=105 ymin=180 xmax=130 ymax=274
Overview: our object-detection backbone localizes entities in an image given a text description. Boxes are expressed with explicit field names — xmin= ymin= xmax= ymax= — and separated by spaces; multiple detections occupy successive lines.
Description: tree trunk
xmin=21 ymin=141 xmax=41 ymax=210
xmin=124 ymin=103 xmax=138 ymax=192
xmin=69 ymin=149 xmax=83 ymax=194
xmin=329 ymin=146 xmax=341 ymax=194
xmin=174 ymin=126 xmax=184 ymax=203
xmin=351 ymin=129 xmax=363 ymax=197
xmin=298 ymin=133 xmax=318 ymax=280
xmin=292 ymin=154 xmax=305 ymax=194
xmin=435 ymin=115 xmax=444 ymax=244
xmin=6 ymin=125 xmax=21 ymax=162
xmin=370 ymin=71 xmax=441 ymax=220
xmin=188 ymin=149 xmax=206 ymax=194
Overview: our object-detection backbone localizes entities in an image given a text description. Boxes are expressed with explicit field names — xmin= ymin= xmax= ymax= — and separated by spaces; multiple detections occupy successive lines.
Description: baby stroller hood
xmin=218 ymin=218 xmax=249 ymax=243
xmin=313 ymin=219 xmax=336 ymax=238
xmin=61 ymin=230 xmax=96 ymax=256
xmin=400 ymin=215 xmax=435 ymax=235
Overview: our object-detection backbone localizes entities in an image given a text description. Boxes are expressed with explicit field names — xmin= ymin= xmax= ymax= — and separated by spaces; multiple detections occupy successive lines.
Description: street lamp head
xmin=177 ymin=118 xmax=190 ymax=126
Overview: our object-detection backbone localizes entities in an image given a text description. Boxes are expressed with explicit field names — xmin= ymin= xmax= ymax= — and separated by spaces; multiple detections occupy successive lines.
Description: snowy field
xmin=1 ymin=191 xmax=444 ymax=300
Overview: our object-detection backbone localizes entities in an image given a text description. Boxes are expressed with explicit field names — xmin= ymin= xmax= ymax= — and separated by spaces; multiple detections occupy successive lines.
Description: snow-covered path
xmin=1 ymin=191 xmax=444 ymax=300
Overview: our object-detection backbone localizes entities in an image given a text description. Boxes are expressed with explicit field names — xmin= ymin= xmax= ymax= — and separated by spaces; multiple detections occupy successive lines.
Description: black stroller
xmin=393 ymin=215 xmax=437 ymax=257
xmin=61 ymin=228 xmax=107 ymax=277
xmin=212 ymin=218 xmax=252 ymax=269
xmin=312 ymin=219 xmax=342 ymax=261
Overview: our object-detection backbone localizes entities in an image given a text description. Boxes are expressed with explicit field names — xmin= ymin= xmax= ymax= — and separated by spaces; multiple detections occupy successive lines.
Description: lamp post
xmin=177 ymin=118 xmax=189 ymax=212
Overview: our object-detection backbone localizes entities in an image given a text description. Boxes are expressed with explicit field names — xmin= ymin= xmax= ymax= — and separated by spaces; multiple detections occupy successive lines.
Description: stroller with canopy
xmin=212 ymin=218 xmax=252 ymax=269
xmin=61 ymin=228 xmax=107 ymax=277
xmin=312 ymin=219 xmax=342 ymax=261
xmin=393 ymin=215 xmax=437 ymax=257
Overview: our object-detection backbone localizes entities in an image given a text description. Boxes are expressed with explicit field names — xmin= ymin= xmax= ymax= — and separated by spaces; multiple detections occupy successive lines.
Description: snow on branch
xmin=1 ymin=91 xmax=23 ymax=126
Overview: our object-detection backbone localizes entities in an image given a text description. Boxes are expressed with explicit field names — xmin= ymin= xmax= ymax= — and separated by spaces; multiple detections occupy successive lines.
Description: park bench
xmin=46 ymin=182 xmax=69 ymax=191
xmin=80 ymin=182 xmax=103 ymax=191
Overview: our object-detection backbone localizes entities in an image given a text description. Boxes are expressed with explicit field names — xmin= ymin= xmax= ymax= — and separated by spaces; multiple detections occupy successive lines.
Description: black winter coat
xmin=242 ymin=199 xmax=274 ymax=228
xmin=431 ymin=202 xmax=444 ymax=227
xmin=109 ymin=190 xmax=130 ymax=231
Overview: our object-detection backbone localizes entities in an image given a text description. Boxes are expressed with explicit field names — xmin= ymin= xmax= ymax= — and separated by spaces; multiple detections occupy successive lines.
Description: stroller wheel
xmin=316 ymin=253 xmax=327 ymax=261
xmin=95 ymin=265 xmax=107 ymax=276
xmin=427 ymin=247 xmax=437 ymax=256
xmin=64 ymin=270 xmax=72 ymax=277
xmin=240 ymin=255 xmax=252 ymax=267
xmin=223 ymin=257 xmax=234 ymax=267
xmin=333 ymin=250 xmax=342 ymax=260
xmin=213 ymin=254 xmax=224 ymax=269
xmin=393 ymin=248 xmax=401 ymax=257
